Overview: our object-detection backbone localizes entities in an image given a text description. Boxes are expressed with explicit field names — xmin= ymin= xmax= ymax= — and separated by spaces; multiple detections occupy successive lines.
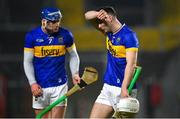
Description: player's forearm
xmin=23 ymin=51 xmax=37 ymax=85
xmin=122 ymin=63 xmax=136 ymax=89
xmin=85 ymin=11 xmax=98 ymax=20
xmin=122 ymin=50 xmax=138 ymax=89
xmin=68 ymin=46 xmax=80 ymax=77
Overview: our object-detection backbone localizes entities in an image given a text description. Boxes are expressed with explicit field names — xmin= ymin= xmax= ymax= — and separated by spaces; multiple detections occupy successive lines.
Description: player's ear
xmin=109 ymin=15 xmax=114 ymax=22
xmin=41 ymin=19 xmax=46 ymax=27
xmin=105 ymin=15 xmax=113 ymax=23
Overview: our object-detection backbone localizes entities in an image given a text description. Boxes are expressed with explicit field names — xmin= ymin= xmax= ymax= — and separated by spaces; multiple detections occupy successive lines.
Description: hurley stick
xmin=128 ymin=66 xmax=142 ymax=93
xmin=36 ymin=67 xmax=98 ymax=119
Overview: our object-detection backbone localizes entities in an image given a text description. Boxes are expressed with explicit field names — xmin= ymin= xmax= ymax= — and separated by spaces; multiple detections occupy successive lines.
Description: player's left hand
xmin=120 ymin=87 xmax=130 ymax=98
xmin=72 ymin=74 xmax=81 ymax=85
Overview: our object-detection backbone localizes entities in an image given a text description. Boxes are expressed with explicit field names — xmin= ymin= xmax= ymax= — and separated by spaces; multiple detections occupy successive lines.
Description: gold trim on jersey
xmin=34 ymin=45 xmax=66 ymax=57
xmin=24 ymin=48 xmax=34 ymax=52
xmin=106 ymin=37 xmax=138 ymax=58
xmin=66 ymin=43 xmax=75 ymax=51
xmin=126 ymin=48 xmax=138 ymax=52
xmin=106 ymin=37 xmax=126 ymax=58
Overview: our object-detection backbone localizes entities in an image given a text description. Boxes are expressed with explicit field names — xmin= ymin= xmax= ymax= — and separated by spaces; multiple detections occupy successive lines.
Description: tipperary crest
xmin=116 ymin=37 xmax=121 ymax=43
xmin=58 ymin=36 xmax=64 ymax=44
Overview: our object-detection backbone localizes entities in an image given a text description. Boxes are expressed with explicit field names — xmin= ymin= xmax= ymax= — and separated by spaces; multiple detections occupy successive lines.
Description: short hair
xmin=98 ymin=6 xmax=117 ymax=17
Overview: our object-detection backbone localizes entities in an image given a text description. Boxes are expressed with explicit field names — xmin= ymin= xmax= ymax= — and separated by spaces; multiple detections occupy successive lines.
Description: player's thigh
xmin=51 ymin=106 xmax=67 ymax=118
xmin=90 ymin=102 xmax=114 ymax=118
xmin=34 ymin=109 xmax=49 ymax=118
xmin=50 ymin=83 xmax=68 ymax=106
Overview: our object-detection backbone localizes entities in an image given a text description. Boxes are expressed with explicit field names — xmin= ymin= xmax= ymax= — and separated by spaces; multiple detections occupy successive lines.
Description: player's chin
xmin=103 ymin=28 xmax=109 ymax=33
xmin=103 ymin=30 xmax=109 ymax=34
xmin=100 ymin=29 xmax=106 ymax=34
xmin=53 ymin=28 xmax=59 ymax=33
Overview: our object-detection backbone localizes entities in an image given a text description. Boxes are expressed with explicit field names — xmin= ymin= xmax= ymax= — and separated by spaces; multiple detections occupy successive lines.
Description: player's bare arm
xmin=85 ymin=10 xmax=109 ymax=34
xmin=85 ymin=10 xmax=109 ymax=21
xmin=85 ymin=11 xmax=101 ymax=30
xmin=85 ymin=11 xmax=99 ymax=20
xmin=121 ymin=50 xmax=138 ymax=98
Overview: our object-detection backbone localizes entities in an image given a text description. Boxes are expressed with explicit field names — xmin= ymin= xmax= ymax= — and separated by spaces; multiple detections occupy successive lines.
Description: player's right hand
xmin=31 ymin=83 xmax=43 ymax=97
xmin=97 ymin=9 xmax=110 ymax=22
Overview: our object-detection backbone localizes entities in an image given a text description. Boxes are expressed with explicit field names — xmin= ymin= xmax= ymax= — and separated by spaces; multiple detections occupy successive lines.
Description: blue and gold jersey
xmin=104 ymin=24 xmax=139 ymax=87
xmin=24 ymin=27 xmax=75 ymax=88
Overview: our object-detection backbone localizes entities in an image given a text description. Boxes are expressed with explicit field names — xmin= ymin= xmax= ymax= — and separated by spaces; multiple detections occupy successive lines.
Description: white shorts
xmin=95 ymin=83 xmax=137 ymax=110
xmin=32 ymin=83 xmax=68 ymax=109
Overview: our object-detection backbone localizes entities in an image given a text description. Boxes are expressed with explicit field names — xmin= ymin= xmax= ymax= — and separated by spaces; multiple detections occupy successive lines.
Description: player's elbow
xmin=84 ymin=12 xmax=90 ymax=20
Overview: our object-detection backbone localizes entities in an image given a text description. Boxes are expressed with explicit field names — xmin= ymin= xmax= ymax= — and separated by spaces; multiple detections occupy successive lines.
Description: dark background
xmin=0 ymin=0 xmax=180 ymax=118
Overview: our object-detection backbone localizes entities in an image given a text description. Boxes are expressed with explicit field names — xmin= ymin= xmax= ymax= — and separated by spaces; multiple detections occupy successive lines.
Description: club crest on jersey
xmin=106 ymin=37 xmax=126 ymax=58
xmin=116 ymin=37 xmax=121 ymax=42
xmin=36 ymin=39 xmax=44 ymax=42
xmin=58 ymin=37 xmax=64 ymax=44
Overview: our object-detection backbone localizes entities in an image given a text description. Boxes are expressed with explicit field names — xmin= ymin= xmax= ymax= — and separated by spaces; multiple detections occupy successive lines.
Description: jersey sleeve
xmin=24 ymin=33 xmax=34 ymax=52
xmin=124 ymin=33 xmax=139 ymax=51
xmin=65 ymin=31 xmax=75 ymax=51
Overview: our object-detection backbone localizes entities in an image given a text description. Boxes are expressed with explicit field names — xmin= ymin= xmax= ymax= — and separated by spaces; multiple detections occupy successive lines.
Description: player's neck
xmin=41 ymin=27 xmax=46 ymax=33
xmin=112 ymin=19 xmax=122 ymax=34
xmin=41 ymin=27 xmax=48 ymax=35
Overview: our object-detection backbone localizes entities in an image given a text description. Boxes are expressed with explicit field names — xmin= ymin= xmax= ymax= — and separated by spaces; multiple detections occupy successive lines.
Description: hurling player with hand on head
xmin=85 ymin=6 xmax=139 ymax=118
xmin=23 ymin=7 xmax=80 ymax=118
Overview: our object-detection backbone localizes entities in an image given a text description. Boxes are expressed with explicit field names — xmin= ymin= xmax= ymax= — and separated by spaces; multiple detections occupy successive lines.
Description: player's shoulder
xmin=26 ymin=26 xmax=41 ymax=36
xmin=58 ymin=27 xmax=73 ymax=36
xmin=121 ymin=24 xmax=135 ymax=35
xmin=120 ymin=25 xmax=139 ymax=45
xmin=121 ymin=24 xmax=138 ymax=40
